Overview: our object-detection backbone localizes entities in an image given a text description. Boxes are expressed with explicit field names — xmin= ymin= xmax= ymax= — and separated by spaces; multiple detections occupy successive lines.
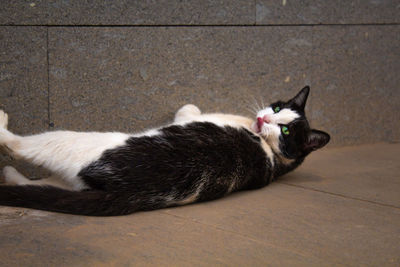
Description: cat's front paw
xmin=178 ymin=104 xmax=201 ymax=116
xmin=0 ymin=110 xmax=8 ymax=129
xmin=174 ymin=104 xmax=201 ymax=123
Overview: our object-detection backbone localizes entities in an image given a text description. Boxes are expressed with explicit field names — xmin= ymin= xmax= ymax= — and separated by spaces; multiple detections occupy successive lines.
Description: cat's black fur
xmin=0 ymin=86 xmax=330 ymax=216
xmin=80 ymin=123 xmax=270 ymax=194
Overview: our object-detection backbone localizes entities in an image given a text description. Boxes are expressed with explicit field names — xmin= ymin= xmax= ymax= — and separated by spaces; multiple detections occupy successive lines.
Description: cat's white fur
xmin=3 ymin=166 xmax=71 ymax=190
xmin=0 ymin=104 xmax=299 ymax=191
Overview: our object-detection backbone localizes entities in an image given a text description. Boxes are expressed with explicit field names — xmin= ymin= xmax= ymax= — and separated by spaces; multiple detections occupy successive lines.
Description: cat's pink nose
xmin=262 ymin=115 xmax=271 ymax=124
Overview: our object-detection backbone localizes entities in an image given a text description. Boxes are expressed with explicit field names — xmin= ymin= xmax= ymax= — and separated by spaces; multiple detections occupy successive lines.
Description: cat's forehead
xmin=257 ymin=105 xmax=301 ymax=125
xmin=271 ymin=100 xmax=303 ymax=112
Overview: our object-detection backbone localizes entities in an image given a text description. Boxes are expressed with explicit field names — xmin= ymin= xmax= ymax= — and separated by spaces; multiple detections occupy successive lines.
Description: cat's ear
xmin=304 ymin=129 xmax=330 ymax=152
xmin=290 ymin=86 xmax=310 ymax=110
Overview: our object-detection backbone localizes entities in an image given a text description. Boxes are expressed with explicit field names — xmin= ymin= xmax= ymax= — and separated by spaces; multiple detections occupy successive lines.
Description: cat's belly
xmin=78 ymin=122 xmax=272 ymax=201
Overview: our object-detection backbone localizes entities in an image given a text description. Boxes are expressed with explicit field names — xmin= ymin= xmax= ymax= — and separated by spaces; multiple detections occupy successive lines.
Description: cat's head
xmin=252 ymin=86 xmax=330 ymax=159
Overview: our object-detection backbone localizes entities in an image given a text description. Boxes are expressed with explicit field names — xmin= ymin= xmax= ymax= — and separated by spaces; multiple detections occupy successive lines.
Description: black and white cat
xmin=0 ymin=86 xmax=329 ymax=216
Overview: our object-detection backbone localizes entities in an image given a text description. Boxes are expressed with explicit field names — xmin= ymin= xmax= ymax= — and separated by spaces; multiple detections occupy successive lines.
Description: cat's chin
xmin=251 ymin=122 xmax=271 ymax=138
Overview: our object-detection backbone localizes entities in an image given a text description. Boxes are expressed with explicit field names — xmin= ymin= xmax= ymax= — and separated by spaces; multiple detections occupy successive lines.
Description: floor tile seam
xmin=0 ymin=23 xmax=399 ymax=27
xmin=160 ymin=210 xmax=317 ymax=259
xmin=310 ymin=24 xmax=315 ymax=125
xmin=253 ymin=0 xmax=257 ymax=26
xmin=277 ymin=182 xmax=400 ymax=210
xmin=46 ymin=27 xmax=51 ymax=129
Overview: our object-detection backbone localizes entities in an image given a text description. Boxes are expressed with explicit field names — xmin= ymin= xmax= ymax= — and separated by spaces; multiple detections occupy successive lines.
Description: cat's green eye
xmin=282 ymin=126 xmax=290 ymax=135
xmin=274 ymin=106 xmax=280 ymax=113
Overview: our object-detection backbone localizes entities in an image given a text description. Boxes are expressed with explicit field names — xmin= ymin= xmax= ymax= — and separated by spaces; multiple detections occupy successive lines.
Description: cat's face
xmin=252 ymin=86 xmax=330 ymax=159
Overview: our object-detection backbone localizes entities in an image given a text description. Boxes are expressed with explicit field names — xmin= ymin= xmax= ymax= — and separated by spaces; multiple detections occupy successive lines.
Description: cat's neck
xmin=272 ymin=154 xmax=304 ymax=180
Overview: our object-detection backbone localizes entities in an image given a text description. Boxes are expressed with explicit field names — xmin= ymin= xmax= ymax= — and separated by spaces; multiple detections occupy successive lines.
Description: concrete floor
xmin=0 ymin=143 xmax=399 ymax=266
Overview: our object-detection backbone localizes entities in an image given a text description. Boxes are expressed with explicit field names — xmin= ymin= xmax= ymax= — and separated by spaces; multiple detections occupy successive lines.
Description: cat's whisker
xmin=250 ymin=96 xmax=262 ymax=112
xmin=244 ymin=98 xmax=254 ymax=107
xmin=261 ymin=99 xmax=266 ymax=110
xmin=243 ymin=98 xmax=259 ymax=115
xmin=245 ymin=107 xmax=257 ymax=115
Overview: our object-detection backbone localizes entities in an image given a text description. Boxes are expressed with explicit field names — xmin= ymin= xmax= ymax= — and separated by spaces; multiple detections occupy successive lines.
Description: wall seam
xmin=46 ymin=26 xmax=52 ymax=129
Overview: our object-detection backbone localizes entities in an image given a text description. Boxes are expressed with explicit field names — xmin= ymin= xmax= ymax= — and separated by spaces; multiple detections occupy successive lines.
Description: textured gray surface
xmin=0 ymin=0 xmax=255 ymax=25
xmin=256 ymin=0 xmax=400 ymax=25
xmin=0 ymin=143 xmax=399 ymax=266
xmin=2 ymin=0 xmax=400 ymax=25
xmin=0 ymin=2 xmax=398 ymax=147
xmin=0 ymin=27 xmax=50 ymax=179
xmin=46 ymin=26 xmax=400 ymax=146
xmin=48 ymin=27 xmax=312 ymax=132
xmin=311 ymin=26 xmax=400 ymax=145
xmin=0 ymin=27 xmax=48 ymax=134
xmin=0 ymin=26 xmax=399 ymax=147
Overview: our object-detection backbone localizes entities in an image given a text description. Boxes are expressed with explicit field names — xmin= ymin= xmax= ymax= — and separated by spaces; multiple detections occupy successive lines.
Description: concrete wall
xmin=1 ymin=1 xmax=399 ymax=149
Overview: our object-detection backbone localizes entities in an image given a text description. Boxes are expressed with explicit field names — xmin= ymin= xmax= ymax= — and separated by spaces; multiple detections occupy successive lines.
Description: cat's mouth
xmin=252 ymin=117 xmax=264 ymax=133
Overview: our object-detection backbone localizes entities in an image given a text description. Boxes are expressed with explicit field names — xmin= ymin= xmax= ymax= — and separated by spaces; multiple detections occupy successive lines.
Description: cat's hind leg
xmin=0 ymin=110 xmax=8 ymax=129
xmin=0 ymin=109 xmax=130 ymax=190
xmin=3 ymin=166 xmax=73 ymax=190
xmin=174 ymin=104 xmax=201 ymax=123
xmin=0 ymin=110 xmax=16 ymax=147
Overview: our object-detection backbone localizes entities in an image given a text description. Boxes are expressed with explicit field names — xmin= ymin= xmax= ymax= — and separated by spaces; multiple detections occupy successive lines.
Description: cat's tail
xmin=0 ymin=185 xmax=164 ymax=216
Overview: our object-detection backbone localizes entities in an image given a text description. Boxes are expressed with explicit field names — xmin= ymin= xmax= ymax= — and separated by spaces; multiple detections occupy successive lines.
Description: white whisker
xmin=251 ymin=96 xmax=261 ymax=112
xmin=242 ymin=99 xmax=257 ymax=115
xmin=261 ymin=99 xmax=266 ymax=110
xmin=245 ymin=107 xmax=258 ymax=115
